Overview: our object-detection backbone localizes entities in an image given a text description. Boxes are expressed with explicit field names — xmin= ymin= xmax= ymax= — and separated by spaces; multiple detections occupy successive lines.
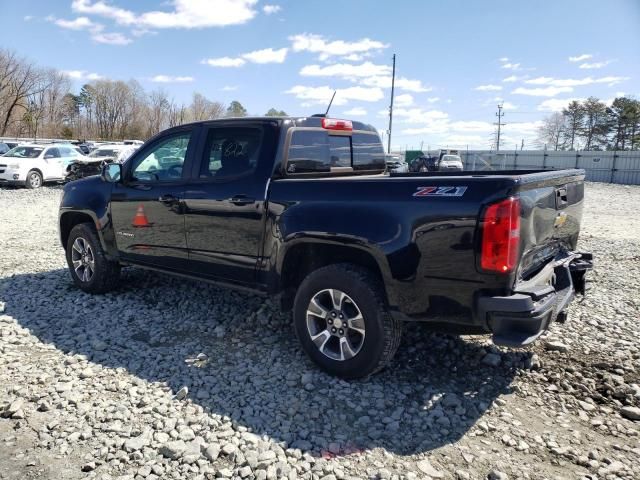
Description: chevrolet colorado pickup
xmin=59 ymin=116 xmax=592 ymax=378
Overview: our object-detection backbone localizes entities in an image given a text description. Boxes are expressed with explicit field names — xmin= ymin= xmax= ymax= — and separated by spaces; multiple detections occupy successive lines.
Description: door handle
xmin=159 ymin=194 xmax=179 ymax=204
xmin=229 ymin=195 xmax=255 ymax=206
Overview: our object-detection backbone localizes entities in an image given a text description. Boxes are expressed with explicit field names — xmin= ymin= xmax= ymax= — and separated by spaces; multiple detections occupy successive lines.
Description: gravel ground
xmin=0 ymin=182 xmax=639 ymax=480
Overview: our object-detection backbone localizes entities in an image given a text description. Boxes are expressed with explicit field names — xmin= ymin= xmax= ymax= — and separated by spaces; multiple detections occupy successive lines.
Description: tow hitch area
xmin=477 ymin=252 xmax=593 ymax=348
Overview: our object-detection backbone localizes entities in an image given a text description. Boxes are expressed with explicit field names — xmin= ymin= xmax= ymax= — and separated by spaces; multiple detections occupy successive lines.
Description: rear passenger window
xmin=287 ymin=129 xmax=384 ymax=174
xmin=287 ymin=130 xmax=331 ymax=173
xmin=199 ymin=127 xmax=262 ymax=179
xmin=352 ymin=133 xmax=385 ymax=171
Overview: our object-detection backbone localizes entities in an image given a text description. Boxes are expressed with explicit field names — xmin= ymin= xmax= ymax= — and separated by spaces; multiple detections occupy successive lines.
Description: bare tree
xmin=0 ymin=50 xmax=47 ymax=136
xmin=535 ymin=113 xmax=567 ymax=150
xmin=190 ymin=92 xmax=224 ymax=121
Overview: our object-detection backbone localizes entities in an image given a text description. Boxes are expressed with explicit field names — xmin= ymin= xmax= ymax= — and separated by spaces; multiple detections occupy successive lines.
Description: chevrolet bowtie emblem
xmin=554 ymin=212 xmax=568 ymax=228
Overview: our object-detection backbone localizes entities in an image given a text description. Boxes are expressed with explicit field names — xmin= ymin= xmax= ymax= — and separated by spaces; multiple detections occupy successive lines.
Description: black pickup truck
xmin=59 ymin=116 xmax=592 ymax=378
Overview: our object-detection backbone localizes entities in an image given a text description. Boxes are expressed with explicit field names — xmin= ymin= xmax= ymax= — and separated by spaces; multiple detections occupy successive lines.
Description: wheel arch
xmin=276 ymin=239 xmax=393 ymax=311
xmin=59 ymin=210 xmax=110 ymax=255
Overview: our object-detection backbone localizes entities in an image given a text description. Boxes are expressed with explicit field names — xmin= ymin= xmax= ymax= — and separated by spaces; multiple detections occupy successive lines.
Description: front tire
xmin=66 ymin=223 xmax=120 ymax=293
xmin=25 ymin=170 xmax=43 ymax=189
xmin=293 ymin=263 xmax=402 ymax=379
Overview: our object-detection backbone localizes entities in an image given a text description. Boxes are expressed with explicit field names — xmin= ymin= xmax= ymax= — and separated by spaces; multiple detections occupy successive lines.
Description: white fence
xmin=437 ymin=150 xmax=640 ymax=185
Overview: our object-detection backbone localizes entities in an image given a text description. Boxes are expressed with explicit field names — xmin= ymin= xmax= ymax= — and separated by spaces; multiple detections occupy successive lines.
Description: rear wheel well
xmin=60 ymin=212 xmax=95 ymax=249
xmin=280 ymin=243 xmax=387 ymax=311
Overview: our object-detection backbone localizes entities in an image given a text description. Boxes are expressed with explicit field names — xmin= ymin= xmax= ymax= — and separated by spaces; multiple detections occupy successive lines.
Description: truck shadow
xmin=1 ymin=268 xmax=526 ymax=457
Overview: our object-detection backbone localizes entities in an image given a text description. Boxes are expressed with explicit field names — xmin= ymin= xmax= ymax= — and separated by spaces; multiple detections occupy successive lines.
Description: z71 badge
xmin=413 ymin=186 xmax=468 ymax=197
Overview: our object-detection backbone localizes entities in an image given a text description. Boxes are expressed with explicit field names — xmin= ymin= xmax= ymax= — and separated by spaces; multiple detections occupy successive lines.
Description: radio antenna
xmin=325 ymin=90 xmax=337 ymax=117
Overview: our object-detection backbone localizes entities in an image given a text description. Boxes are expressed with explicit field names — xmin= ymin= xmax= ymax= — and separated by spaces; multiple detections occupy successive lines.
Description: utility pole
xmin=387 ymin=54 xmax=396 ymax=154
xmin=494 ymin=104 xmax=505 ymax=151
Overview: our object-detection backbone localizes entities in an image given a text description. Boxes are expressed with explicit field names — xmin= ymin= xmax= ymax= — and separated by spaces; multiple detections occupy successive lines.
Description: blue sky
xmin=1 ymin=0 xmax=639 ymax=149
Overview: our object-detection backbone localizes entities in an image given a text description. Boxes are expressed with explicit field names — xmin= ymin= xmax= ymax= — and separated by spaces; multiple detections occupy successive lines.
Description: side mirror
xmin=102 ymin=163 xmax=122 ymax=183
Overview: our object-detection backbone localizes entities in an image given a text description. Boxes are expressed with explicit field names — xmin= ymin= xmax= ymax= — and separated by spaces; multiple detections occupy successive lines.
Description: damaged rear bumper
xmin=476 ymin=252 xmax=593 ymax=347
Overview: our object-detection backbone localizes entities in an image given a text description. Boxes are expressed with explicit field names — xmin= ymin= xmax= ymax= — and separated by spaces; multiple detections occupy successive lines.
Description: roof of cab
xmin=167 ymin=116 xmax=378 ymax=133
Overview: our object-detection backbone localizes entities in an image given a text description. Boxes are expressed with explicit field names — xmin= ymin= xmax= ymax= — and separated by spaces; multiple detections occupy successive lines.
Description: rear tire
xmin=25 ymin=170 xmax=43 ymax=189
xmin=293 ymin=263 xmax=402 ymax=379
xmin=66 ymin=223 xmax=120 ymax=293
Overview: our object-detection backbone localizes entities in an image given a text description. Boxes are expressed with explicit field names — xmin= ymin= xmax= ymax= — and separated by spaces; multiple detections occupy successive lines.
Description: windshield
xmin=4 ymin=146 xmax=44 ymax=158
xmin=90 ymin=149 xmax=119 ymax=158
xmin=442 ymin=155 xmax=461 ymax=162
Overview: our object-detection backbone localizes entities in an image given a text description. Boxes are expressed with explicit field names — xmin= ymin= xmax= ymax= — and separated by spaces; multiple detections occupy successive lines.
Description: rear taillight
xmin=480 ymin=197 xmax=521 ymax=273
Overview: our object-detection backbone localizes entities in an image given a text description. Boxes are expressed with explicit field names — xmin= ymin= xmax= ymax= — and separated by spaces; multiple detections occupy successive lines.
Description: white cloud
xmin=53 ymin=16 xmax=97 ymax=30
xmin=525 ymin=76 xmax=629 ymax=87
xmin=262 ymin=4 xmax=281 ymax=15
xmin=537 ymin=98 xmax=585 ymax=112
xmin=71 ymin=0 xmax=136 ymax=24
xmin=498 ymin=57 xmax=509 ymax=62
xmin=395 ymin=94 xmax=414 ymax=107
xmin=202 ymin=56 xmax=247 ymax=67
xmin=63 ymin=70 xmax=104 ymax=81
xmin=286 ymin=85 xmax=384 ymax=106
xmin=342 ymin=107 xmax=367 ymax=116
xmin=360 ymin=76 xmax=432 ymax=93
xmin=203 ymin=47 xmax=287 ymax=67
xmin=92 ymin=31 xmax=132 ymax=45
xmin=569 ymin=54 xmax=592 ymax=62
xmin=502 ymin=75 xmax=521 ymax=83
xmin=222 ymin=85 xmax=238 ymax=91
xmin=501 ymin=62 xmax=521 ymax=70
xmin=579 ymin=61 xmax=612 ymax=69
xmin=475 ymin=84 xmax=503 ymax=91
xmin=150 ymin=75 xmax=194 ymax=83
xmin=512 ymin=86 xmax=573 ymax=97
xmin=24 ymin=15 xmax=33 ymax=21
xmin=501 ymin=102 xmax=517 ymax=110
xmin=427 ymin=97 xmax=440 ymax=103
xmin=289 ymin=33 xmax=388 ymax=60
xmin=504 ymin=121 xmax=544 ymax=135
xmin=300 ymin=62 xmax=390 ymax=78
xmin=49 ymin=15 xmax=133 ymax=45
xmin=388 ymin=108 xmax=449 ymax=125
xmin=242 ymin=47 xmax=288 ymax=64
xmin=71 ymin=0 xmax=258 ymax=29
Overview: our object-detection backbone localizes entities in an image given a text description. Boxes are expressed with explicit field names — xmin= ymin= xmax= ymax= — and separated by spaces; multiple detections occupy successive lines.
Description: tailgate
xmin=516 ymin=170 xmax=585 ymax=280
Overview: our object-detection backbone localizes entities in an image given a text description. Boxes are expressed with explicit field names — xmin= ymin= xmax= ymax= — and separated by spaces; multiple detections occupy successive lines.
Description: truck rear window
xmin=287 ymin=130 xmax=384 ymax=174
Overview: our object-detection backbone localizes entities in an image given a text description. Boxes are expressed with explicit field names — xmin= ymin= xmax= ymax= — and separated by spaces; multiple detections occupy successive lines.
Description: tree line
xmin=0 ymin=49 xmax=287 ymax=141
xmin=536 ymin=96 xmax=640 ymax=151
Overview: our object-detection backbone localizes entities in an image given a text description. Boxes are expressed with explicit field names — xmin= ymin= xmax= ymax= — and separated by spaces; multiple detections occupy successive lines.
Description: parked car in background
xmin=0 ymin=143 xmax=10 ymax=155
xmin=0 ymin=143 xmax=86 ymax=188
xmin=439 ymin=153 xmax=464 ymax=171
xmin=385 ymin=153 xmax=408 ymax=173
xmin=409 ymin=150 xmax=464 ymax=172
xmin=65 ymin=143 xmax=138 ymax=181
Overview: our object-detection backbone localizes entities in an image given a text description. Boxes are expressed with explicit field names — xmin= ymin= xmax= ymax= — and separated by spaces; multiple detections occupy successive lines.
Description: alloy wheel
xmin=306 ymin=288 xmax=366 ymax=361
xmin=71 ymin=237 xmax=95 ymax=282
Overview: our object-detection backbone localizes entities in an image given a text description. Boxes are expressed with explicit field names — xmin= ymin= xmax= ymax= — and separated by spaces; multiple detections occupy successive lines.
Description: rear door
xmin=110 ymin=127 xmax=197 ymax=270
xmin=182 ymin=121 xmax=278 ymax=286
xmin=42 ymin=147 xmax=64 ymax=179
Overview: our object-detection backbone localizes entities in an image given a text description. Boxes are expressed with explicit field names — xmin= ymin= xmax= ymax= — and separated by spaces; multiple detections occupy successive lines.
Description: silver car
xmin=439 ymin=154 xmax=464 ymax=171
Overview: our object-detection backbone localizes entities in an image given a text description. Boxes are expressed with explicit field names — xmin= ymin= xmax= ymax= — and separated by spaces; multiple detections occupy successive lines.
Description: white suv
xmin=0 ymin=144 xmax=86 ymax=188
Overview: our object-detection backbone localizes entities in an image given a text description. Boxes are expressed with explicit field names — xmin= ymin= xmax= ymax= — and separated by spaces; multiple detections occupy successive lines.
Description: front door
xmin=110 ymin=129 xmax=195 ymax=270
xmin=183 ymin=123 xmax=274 ymax=285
